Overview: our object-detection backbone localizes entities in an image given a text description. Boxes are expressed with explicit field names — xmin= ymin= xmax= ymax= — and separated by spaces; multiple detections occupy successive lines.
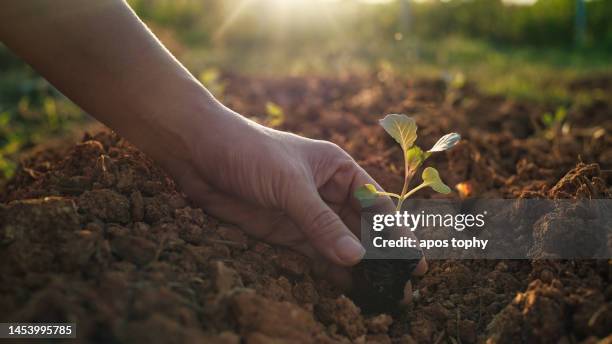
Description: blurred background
xmin=1 ymin=0 xmax=611 ymax=179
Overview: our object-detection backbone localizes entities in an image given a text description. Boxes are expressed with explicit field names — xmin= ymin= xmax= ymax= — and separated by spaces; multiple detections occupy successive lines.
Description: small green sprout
xmin=539 ymin=107 xmax=569 ymax=140
xmin=355 ymin=114 xmax=460 ymax=211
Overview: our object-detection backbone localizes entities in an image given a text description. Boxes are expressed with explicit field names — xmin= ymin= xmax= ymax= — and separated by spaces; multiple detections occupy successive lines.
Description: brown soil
xmin=1 ymin=74 xmax=611 ymax=343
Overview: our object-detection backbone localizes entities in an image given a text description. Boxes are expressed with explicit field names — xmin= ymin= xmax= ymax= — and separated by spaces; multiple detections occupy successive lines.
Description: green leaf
xmin=379 ymin=114 xmax=417 ymax=151
xmin=354 ymin=184 xmax=379 ymax=207
xmin=421 ymin=167 xmax=451 ymax=194
xmin=406 ymin=146 xmax=425 ymax=170
xmin=428 ymin=133 xmax=461 ymax=152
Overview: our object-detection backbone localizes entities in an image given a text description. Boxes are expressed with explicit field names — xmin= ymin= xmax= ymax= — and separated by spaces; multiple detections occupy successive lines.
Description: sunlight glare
xmin=214 ymin=0 xmax=338 ymax=42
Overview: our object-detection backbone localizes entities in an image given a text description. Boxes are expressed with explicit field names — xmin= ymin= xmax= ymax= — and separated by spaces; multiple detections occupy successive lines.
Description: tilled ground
xmin=1 ymin=74 xmax=611 ymax=343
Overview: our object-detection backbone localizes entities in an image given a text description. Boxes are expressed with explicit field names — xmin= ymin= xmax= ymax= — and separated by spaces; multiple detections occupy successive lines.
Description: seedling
xmin=536 ymin=107 xmax=569 ymax=140
xmin=355 ymin=114 xmax=460 ymax=211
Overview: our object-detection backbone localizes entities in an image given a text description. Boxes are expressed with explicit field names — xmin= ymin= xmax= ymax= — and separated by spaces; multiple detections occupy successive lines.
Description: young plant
xmin=539 ymin=107 xmax=569 ymax=140
xmin=355 ymin=114 xmax=460 ymax=211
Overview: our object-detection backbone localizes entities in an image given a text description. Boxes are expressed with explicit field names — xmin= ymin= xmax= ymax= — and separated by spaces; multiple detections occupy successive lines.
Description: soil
xmin=1 ymin=73 xmax=611 ymax=343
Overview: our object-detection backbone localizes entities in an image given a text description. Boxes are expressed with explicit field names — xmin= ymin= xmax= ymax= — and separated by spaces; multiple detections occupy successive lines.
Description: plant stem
xmin=396 ymin=195 xmax=406 ymax=212
xmin=396 ymin=183 xmax=429 ymax=211
xmin=402 ymin=183 xmax=429 ymax=200
xmin=377 ymin=191 xmax=402 ymax=199
xmin=396 ymin=149 xmax=414 ymax=211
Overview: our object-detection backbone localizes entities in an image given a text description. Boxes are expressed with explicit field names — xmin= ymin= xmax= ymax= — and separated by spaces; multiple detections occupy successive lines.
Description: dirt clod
xmin=79 ymin=189 xmax=131 ymax=223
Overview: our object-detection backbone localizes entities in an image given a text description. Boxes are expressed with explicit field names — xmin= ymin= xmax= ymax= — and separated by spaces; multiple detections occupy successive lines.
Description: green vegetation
xmin=0 ymin=46 xmax=86 ymax=179
xmin=129 ymin=0 xmax=612 ymax=50
xmin=1 ymin=0 xmax=611 ymax=179
xmin=129 ymin=0 xmax=611 ymax=102
xmin=355 ymin=114 xmax=459 ymax=210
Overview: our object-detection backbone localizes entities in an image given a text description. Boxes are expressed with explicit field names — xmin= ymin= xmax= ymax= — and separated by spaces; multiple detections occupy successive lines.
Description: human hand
xmin=160 ymin=107 xmax=427 ymax=287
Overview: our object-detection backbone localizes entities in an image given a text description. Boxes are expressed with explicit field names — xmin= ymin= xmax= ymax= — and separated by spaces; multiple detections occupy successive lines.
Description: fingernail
xmin=334 ymin=235 xmax=365 ymax=265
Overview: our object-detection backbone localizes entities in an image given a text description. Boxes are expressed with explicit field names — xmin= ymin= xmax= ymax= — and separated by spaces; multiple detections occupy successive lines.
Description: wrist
xmin=187 ymin=102 xmax=271 ymax=171
xmin=145 ymin=83 xmax=265 ymax=178
xmin=120 ymin=75 xmax=268 ymax=187
xmin=124 ymin=77 xmax=227 ymax=167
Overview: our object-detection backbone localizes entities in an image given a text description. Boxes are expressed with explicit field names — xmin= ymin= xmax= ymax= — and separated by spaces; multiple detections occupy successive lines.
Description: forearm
xmin=0 ymin=0 xmax=241 ymax=167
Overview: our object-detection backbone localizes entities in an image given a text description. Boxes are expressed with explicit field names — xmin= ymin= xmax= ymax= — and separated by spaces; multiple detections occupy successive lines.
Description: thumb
xmin=286 ymin=183 xmax=365 ymax=266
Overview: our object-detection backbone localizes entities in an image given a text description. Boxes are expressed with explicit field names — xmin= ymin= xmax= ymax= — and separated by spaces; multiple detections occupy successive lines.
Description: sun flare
xmin=214 ymin=0 xmax=337 ymax=41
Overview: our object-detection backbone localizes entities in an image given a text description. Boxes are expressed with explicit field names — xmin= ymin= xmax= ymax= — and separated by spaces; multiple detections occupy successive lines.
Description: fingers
xmin=349 ymin=164 xmax=396 ymax=214
xmin=345 ymin=160 xmax=430 ymax=276
xmin=314 ymin=144 xmax=394 ymax=214
xmin=196 ymin=186 xmax=356 ymax=289
xmin=287 ymin=183 xmax=365 ymax=266
xmin=318 ymin=160 xmax=395 ymax=235
xmin=327 ymin=202 xmax=361 ymax=237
